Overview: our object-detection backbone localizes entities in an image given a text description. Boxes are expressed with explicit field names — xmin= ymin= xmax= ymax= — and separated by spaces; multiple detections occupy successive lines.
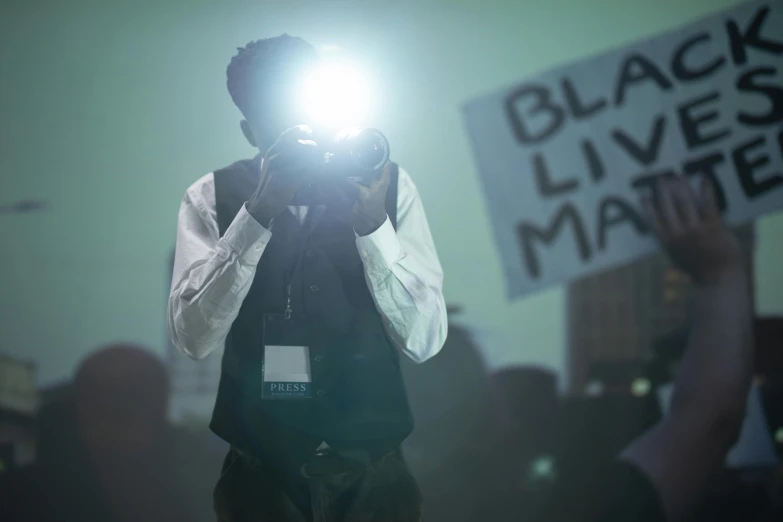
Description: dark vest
xmin=209 ymin=157 xmax=414 ymax=467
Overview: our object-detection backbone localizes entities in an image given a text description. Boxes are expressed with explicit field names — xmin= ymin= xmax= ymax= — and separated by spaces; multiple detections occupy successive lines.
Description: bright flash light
xmin=631 ymin=378 xmax=651 ymax=397
xmin=530 ymin=455 xmax=556 ymax=479
xmin=521 ymin=454 xmax=557 ymax=490
xmin=300 ymin=62 xmax=370 ymax=129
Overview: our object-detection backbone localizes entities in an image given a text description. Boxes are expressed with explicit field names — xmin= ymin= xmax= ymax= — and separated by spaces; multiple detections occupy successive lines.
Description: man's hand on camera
xmin=641 ymin=175 xmax=744 ymax=285
xmin=346 ymin=161 xmax=392 ymax=236
xmin=318 ymin=161 xmax=391 ymax=236
xmin=247 ymin=126 xmax=319 ymax=228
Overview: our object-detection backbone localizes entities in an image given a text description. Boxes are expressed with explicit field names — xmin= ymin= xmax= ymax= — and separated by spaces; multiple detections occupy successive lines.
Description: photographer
xmin=167 ymin=35 xmax=447 ymax=522
xmin=546 ymin=175 xmax=753 ymax=522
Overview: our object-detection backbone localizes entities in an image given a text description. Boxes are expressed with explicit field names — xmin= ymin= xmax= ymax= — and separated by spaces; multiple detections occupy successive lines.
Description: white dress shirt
xmin=167 ymin=165 xmax=447 ymax=365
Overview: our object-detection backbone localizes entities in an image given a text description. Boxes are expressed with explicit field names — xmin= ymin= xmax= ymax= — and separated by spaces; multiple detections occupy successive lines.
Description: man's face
xmin=245 ymin=62 xmax=317 ymax=152
xmin=247 ymin=103 xmax=303 ymax=153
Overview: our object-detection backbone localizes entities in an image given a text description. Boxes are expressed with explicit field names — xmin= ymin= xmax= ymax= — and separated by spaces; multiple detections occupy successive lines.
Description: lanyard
xmin=281 ymin=207 xmax=323 ymax=319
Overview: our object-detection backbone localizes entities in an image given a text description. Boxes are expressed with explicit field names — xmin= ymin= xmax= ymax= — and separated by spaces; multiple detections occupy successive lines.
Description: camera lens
xmin=348 ymin=128 xmax=390 ymax=172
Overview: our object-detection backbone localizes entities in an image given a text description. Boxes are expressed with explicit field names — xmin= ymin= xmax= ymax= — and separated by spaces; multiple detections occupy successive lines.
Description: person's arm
xmin=355 ymin=167 xmax=448 ymax=363
xmin=167 ymin=174 xmax=272 ymax=360
xmin=168 ymin=127 xmax=319 ymax=360
xmin=620 ymin=176 xmax=753 ymax=522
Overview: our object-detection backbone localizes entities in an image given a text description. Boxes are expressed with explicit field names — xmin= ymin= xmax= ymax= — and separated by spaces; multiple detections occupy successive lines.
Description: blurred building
xmin=566 ymin=223 xmax=756 ymax=394
xmin=0 ymin=354 xmax=38 ymax=473
xmin=165 ymin=250 xmax=223 ymax=425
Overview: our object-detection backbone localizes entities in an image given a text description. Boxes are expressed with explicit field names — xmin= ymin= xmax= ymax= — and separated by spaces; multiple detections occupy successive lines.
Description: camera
xmin=319 ymin=127 xmax=391 ymax=186
xmin=290 ymin=127 xmax=390 ymax=206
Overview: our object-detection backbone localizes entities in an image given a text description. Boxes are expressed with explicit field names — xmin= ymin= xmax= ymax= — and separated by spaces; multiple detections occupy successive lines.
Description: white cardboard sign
xmin=463 ymin=0 xmax=783 ymax=298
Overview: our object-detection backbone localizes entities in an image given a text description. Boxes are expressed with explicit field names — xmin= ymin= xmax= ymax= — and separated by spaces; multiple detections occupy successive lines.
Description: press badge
xmin=262 ymin=313 xmax=312 ymax=400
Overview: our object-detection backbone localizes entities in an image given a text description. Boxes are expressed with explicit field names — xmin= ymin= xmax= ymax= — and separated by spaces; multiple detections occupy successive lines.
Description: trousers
xmin=213 ymin=447 xmax=422 ymax=522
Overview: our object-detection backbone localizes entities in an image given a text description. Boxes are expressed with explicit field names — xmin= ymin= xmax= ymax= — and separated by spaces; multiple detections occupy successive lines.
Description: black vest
xmin=209 ymin=158 xmax=414 ymax=467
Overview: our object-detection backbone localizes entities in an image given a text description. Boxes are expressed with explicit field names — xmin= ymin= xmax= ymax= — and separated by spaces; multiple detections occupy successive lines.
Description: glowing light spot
xmin=300 ymin=62 xmax=370 ymax=129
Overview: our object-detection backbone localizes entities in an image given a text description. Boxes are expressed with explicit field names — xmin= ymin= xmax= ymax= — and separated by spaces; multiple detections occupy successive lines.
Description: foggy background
xmin=1 ymin=0 xmax=781 ymax=387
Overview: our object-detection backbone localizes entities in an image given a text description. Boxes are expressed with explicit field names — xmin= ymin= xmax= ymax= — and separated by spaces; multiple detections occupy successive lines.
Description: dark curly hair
xmin=226 ymin=34 xmax=317 ymax=121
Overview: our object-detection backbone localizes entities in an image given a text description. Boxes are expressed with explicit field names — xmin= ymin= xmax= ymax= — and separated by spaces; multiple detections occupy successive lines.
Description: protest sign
xmin=463 ymin=0 xmax=783 ymax=298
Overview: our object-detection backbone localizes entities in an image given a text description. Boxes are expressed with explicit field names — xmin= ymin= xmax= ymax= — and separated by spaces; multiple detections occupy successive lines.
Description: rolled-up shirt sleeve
xmin=167 ymin=173 xmax=271 ymax=360
xmin=355 ymin=167 xmax=448 ymax=363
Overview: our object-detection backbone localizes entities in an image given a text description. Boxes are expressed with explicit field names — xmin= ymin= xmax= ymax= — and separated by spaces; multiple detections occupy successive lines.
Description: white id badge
xmin=262 ymin=314 xmax=312 ymax=400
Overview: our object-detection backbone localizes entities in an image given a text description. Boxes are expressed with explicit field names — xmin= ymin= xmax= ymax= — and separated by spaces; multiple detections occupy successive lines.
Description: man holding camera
xmin=167 ymin=34 xmax=447 ymax=522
